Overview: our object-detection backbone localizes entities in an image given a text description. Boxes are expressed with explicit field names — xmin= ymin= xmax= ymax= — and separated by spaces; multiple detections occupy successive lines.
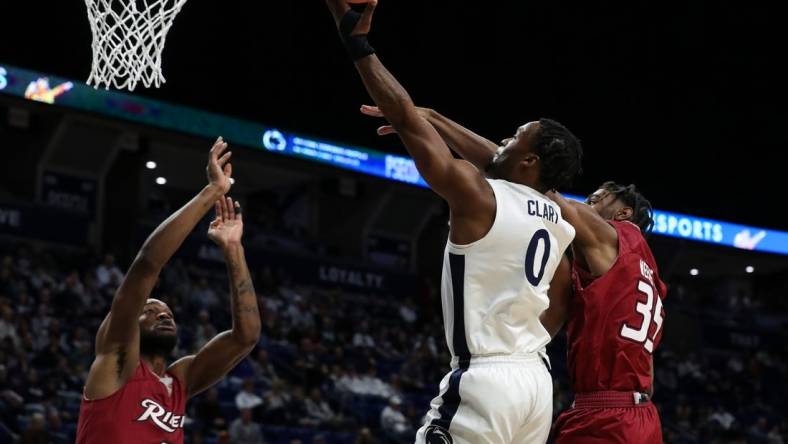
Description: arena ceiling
xmin=0 ymin=1 xmax=784 ymax=230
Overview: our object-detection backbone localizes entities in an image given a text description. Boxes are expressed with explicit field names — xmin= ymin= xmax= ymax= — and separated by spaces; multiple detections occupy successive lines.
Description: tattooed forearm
xmin=236 ymin=278 xmax=254 ymax=297
xmin=236 ymin=304 xmax=258 ymax=314
xmin=223 ymin=244 xmax=261 ymax=344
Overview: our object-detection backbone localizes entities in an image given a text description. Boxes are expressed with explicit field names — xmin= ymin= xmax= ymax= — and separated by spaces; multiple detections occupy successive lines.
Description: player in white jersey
xmin=423 ymin=180 xmax=576 ymax=444
xmin=321 ymin=1 xmax=583 ymax=443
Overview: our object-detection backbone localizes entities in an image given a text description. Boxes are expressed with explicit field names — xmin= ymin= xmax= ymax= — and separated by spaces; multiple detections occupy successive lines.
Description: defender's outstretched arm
xmin=85 ymin=138 xmax=233 ymax=399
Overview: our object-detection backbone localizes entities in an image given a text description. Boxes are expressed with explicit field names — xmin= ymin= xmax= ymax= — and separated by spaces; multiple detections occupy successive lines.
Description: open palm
xmin=206 ymin=137 xmax=233 ymax=195
xmin=208 ymin=196 xmax=243 ymax=248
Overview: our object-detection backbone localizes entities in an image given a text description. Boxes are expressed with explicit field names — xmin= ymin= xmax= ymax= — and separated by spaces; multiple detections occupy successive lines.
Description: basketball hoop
xmin=84 ymin=0 xmax=189 ymax=91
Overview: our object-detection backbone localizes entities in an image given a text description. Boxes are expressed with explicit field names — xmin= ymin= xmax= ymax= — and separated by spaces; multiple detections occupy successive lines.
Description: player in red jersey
xmin=548 ymin=183 xmax=666 ymax=444
xmin=361 ymin=107 xmax=666 ymax=442
xmin=76 ymin=138 xmax=261 ymax=444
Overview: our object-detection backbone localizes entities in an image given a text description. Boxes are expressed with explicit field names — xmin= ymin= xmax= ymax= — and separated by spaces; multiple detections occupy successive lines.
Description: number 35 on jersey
xmin=620 ymin=259 xmax=665 ymax=353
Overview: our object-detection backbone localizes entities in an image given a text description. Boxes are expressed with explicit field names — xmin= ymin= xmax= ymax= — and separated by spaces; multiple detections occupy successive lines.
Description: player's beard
xmin=484 ymin=146 xmax=512 ymax=180
xmin=484 ymin=157 xmax=503 ymax=179
xmin=140 ymin=329 xmax=178 ymax=358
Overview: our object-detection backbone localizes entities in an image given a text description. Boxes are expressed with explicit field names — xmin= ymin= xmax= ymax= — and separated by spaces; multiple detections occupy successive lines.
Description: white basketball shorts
xmin=414 ymin=353 xmax=553 ymax=444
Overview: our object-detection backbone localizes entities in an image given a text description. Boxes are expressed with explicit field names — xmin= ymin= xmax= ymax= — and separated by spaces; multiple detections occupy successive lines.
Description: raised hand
xmin=206 ymin=137 xmax=233 ymax=195
xmin=325 ymin=0 xmax=377 ymax=35
xmin=208 ymin=196 xmax=243 ymax=249
xmin=324 ymin=0 xmax=350 ymax=24
xmin=360 ymin=104 xmax=431 ymax=135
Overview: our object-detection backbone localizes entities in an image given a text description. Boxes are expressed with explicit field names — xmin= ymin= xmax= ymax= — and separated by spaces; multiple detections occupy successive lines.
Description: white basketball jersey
xmin=440 ymin=179 xmax=575 ymax=360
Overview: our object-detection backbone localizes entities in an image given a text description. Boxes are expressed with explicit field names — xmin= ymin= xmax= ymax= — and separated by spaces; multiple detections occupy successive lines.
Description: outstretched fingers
xmin=210 ymin=137 xmax=227 ymax=162
xmin=221 ymin=195 xmax=230 ymax=222
xmin=226 ymin=196 xmax=235 ymax=220
xmin=353 ymin=0 xmax=378 ymax=36
xmin=214 ymin=200 xmax=223 ymax=223
xmin=325 ymin=0 xmax=351 ymax=24
xmin=377 ymin=125 xmax=396 ymax=135
xmin=360 ymin=104 xmax=384 ymax=117
xmin=209 ymin=136 xmax=223 ymax=157
xmin=234 ymin=200 xmax=242 ymax=222
xmin=218 ymin=150 xmax=232 ymax=168
xmin=360 ymin=105 xmax=395 ymax=135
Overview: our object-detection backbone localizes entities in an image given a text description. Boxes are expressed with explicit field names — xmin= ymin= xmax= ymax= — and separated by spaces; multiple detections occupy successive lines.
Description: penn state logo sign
xmin=425 ymin=425 xmax=453 ymax=444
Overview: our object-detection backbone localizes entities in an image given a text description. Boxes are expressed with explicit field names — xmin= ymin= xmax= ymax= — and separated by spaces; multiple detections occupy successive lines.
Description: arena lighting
xmin=155 ymin=177 xmax=167 ymax=185
xmin=746 ymin=266 xmax=755 ymax=273
xmin=146 ymin=161 xmax=157 ymax=169
xmin=690 ymin=268 xmax=699 ymax=276
xmin=2 ymin=63 xmax=787 ymax=255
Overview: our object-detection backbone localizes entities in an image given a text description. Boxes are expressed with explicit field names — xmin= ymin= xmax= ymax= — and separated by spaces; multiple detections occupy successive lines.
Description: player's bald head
xmin=146 ymin=298 xmax=169 ymax=308
xmin=144 ymin=298 xmax=174 ymax=317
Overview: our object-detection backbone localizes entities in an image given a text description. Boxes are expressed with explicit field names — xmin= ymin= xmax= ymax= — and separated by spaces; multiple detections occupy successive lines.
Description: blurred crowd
xmin=0 ymin=241 xmax=786 ymax=444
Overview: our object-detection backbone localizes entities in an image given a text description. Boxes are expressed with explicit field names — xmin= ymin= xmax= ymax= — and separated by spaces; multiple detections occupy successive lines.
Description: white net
xmin=85 ymin=0 xmax=189 ymax=91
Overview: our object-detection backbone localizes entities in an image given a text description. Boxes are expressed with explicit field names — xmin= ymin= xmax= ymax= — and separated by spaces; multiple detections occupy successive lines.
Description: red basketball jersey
xmin=76 ymin=361 xmax=186 ymax=444
xmin=566 ymin=220 xmax=667 ymax=393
